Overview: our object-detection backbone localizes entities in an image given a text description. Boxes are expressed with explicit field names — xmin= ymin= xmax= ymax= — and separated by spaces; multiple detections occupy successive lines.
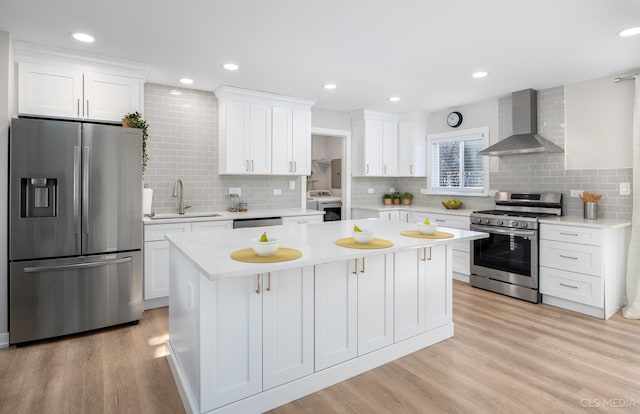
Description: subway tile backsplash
xmin=143 ymin=84 xmax=301 ymax=214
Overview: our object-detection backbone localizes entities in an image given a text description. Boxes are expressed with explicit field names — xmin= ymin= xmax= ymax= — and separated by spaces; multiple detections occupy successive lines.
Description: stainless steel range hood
xmin=479 ymin=89 xmax=563 ymax=156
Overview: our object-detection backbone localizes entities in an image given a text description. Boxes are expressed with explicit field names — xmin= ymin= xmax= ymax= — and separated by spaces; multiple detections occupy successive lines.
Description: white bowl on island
xmin=417 ymin=222 xmax=438 ymax=235
xmin=352 ymin=229 xmax=374 ymax=244
xmin=251 ymin=237 xmax=280 ymax=256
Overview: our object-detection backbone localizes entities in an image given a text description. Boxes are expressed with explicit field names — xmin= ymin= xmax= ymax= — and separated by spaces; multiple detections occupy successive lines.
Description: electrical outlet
xmin=228 ymin=187 xmax=241 ymax=197
xmin=273 ymin=188 xmax=282 ymax=195
xmin=620 ymin=182 xmax=631 ymax=195
xmin=368 ymin=188 xmax=374 ymax=194
xmin=570 ymin=189 xmax=583 ymax=198
xmin=289 ymin=180 xmax=295 ymax=190
xmin=389 ymin=187 xmax=396 ymax=193
xmin=420 ymin=188 xmax=428 ymax=194
xmin=488 ymin=190 xmax=497 ymax=196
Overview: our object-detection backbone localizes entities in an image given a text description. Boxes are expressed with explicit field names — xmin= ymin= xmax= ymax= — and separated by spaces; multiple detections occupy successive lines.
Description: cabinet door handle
xmin=245 ymin=160 xmax=249 ymax=172
xmin=426 ymin=247 xmax=432 ymax=261
xmin=559 ymin=255 xmax=578 ymax=260
xmin=384 ymin=165 xmax=387 ymax=175
xmin=289 ymin=161 xmax=292 ymax=172
xmin=361 ymin=257 xmax=365 ymax=273
xmin=410 ymin=164 xmax=413 ymax=175
xmin=256 ymin=274 xmax=262 ymax=294
xmin=559 ymin=232 xmax=578 ymax=237
xmin=86 ymin=99 xmax=89 ymax=118
xmin=559 ymin=283 xmax=578 ymax=289
xmin=352 ymin=259 xmax=358 ymax=275
xmin=251 ymin=160 xmax=254 ymax=171
xmin=267 ymin=272 xmax=272 ymax=291
xmin=77 ymin=98 xmax=80 ymax=117
xmin=366 ymin=164 xmax=369 ymax=174
xmin=293 ymin=161 xmax=296 ymax=172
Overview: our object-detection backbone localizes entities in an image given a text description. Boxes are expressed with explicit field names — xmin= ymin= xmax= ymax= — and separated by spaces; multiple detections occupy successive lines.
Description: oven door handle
xmin=470 ymin=224 xmax=536 ymax=238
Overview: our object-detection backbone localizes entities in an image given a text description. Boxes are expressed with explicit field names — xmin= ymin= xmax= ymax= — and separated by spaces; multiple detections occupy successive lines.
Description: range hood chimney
xmin=479 ymin=89 xmax=563 ymax=156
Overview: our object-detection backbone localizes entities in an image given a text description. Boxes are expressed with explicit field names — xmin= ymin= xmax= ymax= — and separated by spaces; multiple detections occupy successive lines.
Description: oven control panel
xmin=470 ymin=216 xmax=539 ymax=230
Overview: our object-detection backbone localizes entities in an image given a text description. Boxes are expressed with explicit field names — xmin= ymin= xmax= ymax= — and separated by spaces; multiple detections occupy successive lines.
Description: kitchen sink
xmin=148 ymin=212 xmax=223 ymax=220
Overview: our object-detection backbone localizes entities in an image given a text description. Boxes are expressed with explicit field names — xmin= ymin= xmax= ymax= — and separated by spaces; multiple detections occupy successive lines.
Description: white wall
xmin=427 ymin=98 xmax=500 ymax=172
xmin=565 ymin=73 xmax=635 ymax=169
xmin=311 ymin=107 xmax=351 ymax=131
xmin=0 ymin=31 xmax=14 ymax=345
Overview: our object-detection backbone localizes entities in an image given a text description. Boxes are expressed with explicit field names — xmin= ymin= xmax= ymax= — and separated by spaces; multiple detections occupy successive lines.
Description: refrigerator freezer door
xmin=82 ymin=124 xmax=142 ymax=254
xmin=9 ymin=251 xmax=143 ymax=344
xmin=9 ymin=118 xmax=82 ymax=261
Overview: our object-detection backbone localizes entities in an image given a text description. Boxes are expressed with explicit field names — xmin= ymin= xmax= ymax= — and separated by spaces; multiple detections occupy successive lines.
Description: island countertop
xmin=165 ymin=218 xmax=488 ymax=281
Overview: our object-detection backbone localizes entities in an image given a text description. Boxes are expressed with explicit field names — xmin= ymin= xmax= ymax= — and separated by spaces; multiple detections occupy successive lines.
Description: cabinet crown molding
xmin=14 ymin=40 xmax=149 ymax=79
xmin=214 ymin=85 xmax=316 ymax=107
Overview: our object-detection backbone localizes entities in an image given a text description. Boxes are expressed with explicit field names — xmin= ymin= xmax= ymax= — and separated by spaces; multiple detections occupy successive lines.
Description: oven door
xmin=470 ymin=224 xmax=538 ymax=288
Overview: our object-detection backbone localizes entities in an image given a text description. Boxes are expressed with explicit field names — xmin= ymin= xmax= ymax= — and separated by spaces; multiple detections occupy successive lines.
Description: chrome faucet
xmin=172 ymin=178 xmax=191 ymax=214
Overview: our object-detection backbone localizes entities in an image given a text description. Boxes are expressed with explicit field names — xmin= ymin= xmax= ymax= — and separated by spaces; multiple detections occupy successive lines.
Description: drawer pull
xmin=256 ymin=274 xmax=262 ymax=294
xmin=352 ymin=259 xmax=358 ymax=275
xmin=559 ymin=232 xmax=578 ymax=236
xmin=434 ymin=219 xmax=446 ymax=223
xmin=559 ymin=255 xmax=578 ymax=260
xmin=559 ymin=283 xmax=578 ymax=289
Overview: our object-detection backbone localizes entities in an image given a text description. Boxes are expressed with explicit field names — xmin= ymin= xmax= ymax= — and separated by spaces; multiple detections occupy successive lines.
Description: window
xmin=427 ymin=127 xmax=489 ymax=196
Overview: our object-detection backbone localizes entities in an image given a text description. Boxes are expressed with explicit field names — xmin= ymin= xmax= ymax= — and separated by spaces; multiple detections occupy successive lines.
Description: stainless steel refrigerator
xmin=9 ymin=118 xmax=143 ymax=344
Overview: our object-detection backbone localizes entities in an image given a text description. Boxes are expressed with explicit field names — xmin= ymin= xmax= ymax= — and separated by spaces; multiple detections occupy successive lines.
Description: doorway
xmin=307 ymin=127 xmax=351 ymax=220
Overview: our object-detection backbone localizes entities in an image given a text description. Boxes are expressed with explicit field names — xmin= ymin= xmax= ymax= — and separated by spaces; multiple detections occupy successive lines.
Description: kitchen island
xmin=165 ymin=219 xmax=487 ymax=414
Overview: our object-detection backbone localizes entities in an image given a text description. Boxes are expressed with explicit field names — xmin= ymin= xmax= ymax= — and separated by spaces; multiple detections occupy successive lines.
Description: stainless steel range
xmin=470 ymin=192 xmax=562 ymax=303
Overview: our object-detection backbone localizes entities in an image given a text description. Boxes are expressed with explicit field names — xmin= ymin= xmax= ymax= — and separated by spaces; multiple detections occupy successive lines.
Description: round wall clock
xmin=447 ymin=111 xmax=463 ymax=128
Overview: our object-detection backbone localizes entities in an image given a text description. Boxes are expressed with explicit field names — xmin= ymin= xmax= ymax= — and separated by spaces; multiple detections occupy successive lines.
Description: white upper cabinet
xmin=351 ymin=110 xmax=399 ymax=177
xmin=216 ymin=86 xmax=315 ymax=175
xmin=272 ymin=106 xmax=311 ymax=175
xmin=398 ymin=112 xmax=427 ymax=177
xmin=83 ymin=72 xmax=141 ymax=122
xmin=15 ymin=42 xmax=147 ymax=123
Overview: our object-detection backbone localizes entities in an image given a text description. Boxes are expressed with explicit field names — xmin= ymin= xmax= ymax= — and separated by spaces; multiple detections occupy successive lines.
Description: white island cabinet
xmin=165 ymin=220 xmax=487 ymax=414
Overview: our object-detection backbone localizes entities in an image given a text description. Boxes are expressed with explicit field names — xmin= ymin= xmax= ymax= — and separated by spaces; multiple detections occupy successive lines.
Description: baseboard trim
xmin=144 ymin=297 xmax=169 ymax=310
xmin=0 ymin=332 xmax=9 ymax=348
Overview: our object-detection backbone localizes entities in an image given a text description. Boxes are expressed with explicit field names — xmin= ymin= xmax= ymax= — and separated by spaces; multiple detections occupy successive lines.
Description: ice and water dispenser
xmin=21 ymin=177 xmax=57 ymax=217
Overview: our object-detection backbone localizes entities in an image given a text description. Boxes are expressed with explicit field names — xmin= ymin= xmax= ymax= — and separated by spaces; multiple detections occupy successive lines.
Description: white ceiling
xmin=1 ymin=0 xmax=639 ymax=113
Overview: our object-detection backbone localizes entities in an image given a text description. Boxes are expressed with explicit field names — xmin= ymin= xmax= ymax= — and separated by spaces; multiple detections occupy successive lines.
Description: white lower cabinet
xmin=425 ymin=245 xmax=451 ymax=330
xmin=144 ymin=220 xmax=232 ymax=307
xmin=315 ymin=254 xmax=393 ymax=370
xmin=539 ymin=223 xmax=629 ymax=319
xmin=411 ymin=211 xmax=470 ymax=280
xmin=379 ymin=210 xmax=400 ymax=222
xmin=394 ymin=249 xmax=427 ymax=341
xmin=314 ymin=260 xmax=358 ymax=370
xmin=201 ymin=267 xmax=314 ymax=412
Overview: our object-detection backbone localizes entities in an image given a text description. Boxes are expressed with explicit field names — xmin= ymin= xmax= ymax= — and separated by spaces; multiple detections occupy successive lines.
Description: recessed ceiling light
xmin=170 ymin=90 xmax=183 ymax=96
xmin=323 ymin=83 xmax=337 ymax=90
xmin=471 ymin=71 xmax=489 ymax=79
xmin=179 ymin=78 xmax=194 ymax=85
xmin=71 ymin=32 xmax=95 ymax=43
xmin=223 ymin=63 xmax=239 ymax=71
xmin=618 ymin=27 xmax=640 ymax=37
xmin=388 ymin=96 xmax=400 ymax=102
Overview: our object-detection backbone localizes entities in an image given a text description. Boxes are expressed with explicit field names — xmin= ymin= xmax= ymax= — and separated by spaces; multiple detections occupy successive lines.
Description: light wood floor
xmin=2 ymin=281 xmax=639 ymax=413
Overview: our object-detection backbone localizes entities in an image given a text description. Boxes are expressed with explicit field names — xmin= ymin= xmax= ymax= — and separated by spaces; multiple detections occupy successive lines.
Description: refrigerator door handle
xmin=73 ymin=146 xmax=81 ymax=248
xmin=23 ymin=257 xmax=132 ymax=273
xmin=82 ymin=146 xmax=90 ymax=235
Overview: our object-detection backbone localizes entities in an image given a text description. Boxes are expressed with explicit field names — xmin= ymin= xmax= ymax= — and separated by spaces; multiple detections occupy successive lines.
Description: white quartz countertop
xmin=166 ymin=219 xmax=488 ymax=281
xmin=539 ymin=216 xmax=632 ymax=229
xmin=144 ymin=208 xmax=324 ymax=224
xmin=351 ymin=204 xmax=474 ymax=217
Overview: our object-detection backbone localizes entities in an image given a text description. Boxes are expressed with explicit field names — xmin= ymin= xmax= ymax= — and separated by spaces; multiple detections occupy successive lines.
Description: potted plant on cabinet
xmin=383 ymin=194 xmax=393 ymax=205
xmin=402 ymin=192 xmax=413 ymax=205
xmin=122 ymin=111 xmax=149 ymax=174
xmin=392 ymin=192 xmax=402 ymax=205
